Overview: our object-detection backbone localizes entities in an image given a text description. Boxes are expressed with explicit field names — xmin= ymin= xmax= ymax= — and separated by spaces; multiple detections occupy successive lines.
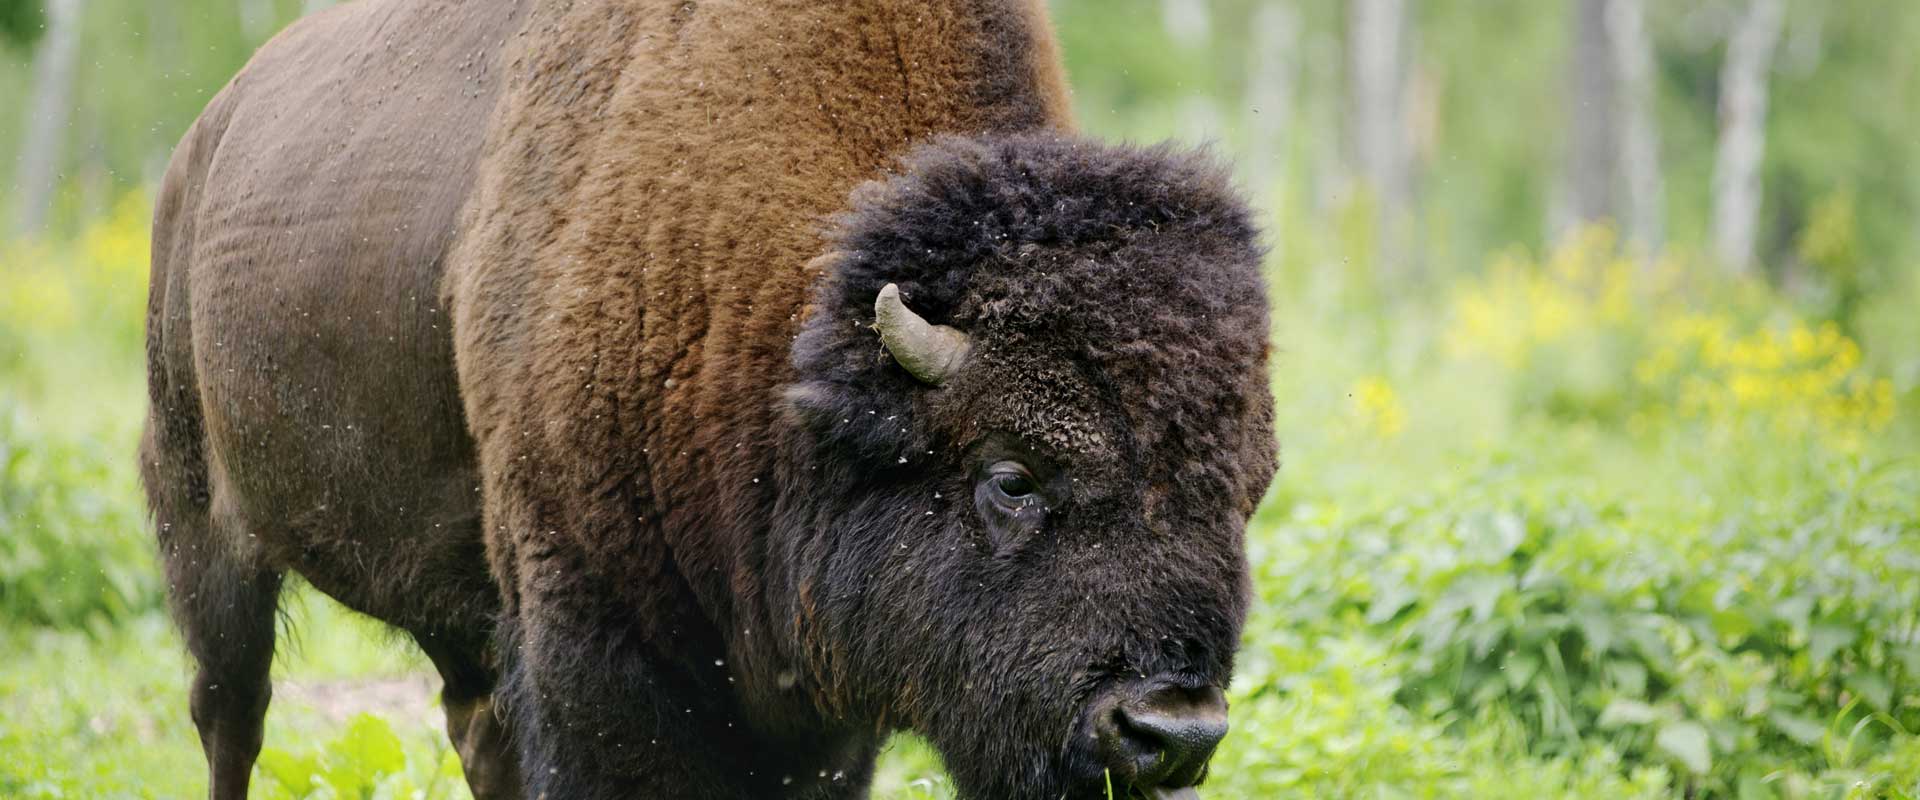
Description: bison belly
xmin=146 ymin=0 xmax=519 ymax=633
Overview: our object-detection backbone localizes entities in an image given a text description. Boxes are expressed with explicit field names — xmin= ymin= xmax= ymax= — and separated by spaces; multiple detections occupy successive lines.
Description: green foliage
xmin=0 ymin=0 xmax=42 ymax=49
xmin=1219 ymin=629 xmax=1672 ymax=798
xmin=871 ymin=736 xmax=958 ymax=799
xmin=1 ymin=617 xmax=203 ymax=798
xmin=254 ymin=714 xmax=467 ymax=800
xmin=1045 ymin=1 xmax=1920 ymax=279
xmin=0 ymin=403 xmax=159 ymax=628
xmin=1243 ymin=210 xmax=1920 ymax=796
xmin=0 ymin=594 xmax=460 ymax=799
xmin=1254 ymin=453 xmax=1920 ymax=796
xmin=0 ymin=196 xmax=159 ymax=630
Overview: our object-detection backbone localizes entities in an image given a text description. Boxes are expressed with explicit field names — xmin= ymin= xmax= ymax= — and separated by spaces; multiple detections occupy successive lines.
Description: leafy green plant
xmin=1249 ymin=422 xmax=1919 ymax=797
xmin=0 ymin=401 xmax=160 ymax=629
xmin=253 ymin=714 xmax=465 ymax=800
xmin=0 ymin=194 xmax=161 ymax=631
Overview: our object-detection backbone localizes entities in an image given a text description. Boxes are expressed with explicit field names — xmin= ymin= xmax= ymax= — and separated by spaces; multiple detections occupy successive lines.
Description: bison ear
xmin=874 ymin=283 xmax=971 ymax=385
xmin=803 ymin=251 xmax=845 ymax=278
xmin=779 ymin=381 xmax=918 ymax=465
xmin=778 ymin=382 xmax=843 ymax=430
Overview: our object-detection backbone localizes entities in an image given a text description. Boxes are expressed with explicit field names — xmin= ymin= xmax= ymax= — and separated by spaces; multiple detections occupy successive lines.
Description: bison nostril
xmin=1093 ymin=683 xmax=1229 ymax=789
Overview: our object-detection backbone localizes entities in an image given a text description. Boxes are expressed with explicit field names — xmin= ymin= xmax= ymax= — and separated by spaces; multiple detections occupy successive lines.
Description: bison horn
xmin=874 ymin=283 xmax=971 ymax=385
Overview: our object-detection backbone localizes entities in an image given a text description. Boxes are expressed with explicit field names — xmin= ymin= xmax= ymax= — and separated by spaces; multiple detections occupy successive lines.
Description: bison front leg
xmin=471 ymin=432 xmax=877 ymax=796
xmin=496 ymin=565 xmax=879 ymax=799
xmin=500 ymin=592 xmax=755 ymax=798
xmin=441 ymin=692 xmax=520 ymax=799
xmin=414 ymin=630 xmax=523 ymax=800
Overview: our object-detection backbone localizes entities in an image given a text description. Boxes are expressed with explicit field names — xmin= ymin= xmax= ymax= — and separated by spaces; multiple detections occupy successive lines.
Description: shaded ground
xmin=279 ymin=674 xmax=440 ymax=726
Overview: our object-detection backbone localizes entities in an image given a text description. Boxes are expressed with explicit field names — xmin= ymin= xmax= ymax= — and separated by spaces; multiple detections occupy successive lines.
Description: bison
xmin=142 ymin=1 xmax=1276 ymax=798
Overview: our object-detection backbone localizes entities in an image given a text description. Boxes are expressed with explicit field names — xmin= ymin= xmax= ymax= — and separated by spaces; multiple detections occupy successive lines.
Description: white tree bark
xmin=1349 ymin=0 xmax=1408 ymax=208
xmin=1159 ymin=0 xmax=1210 ymax=49
xmin=1348 ymin=0 xmax=1411 ymax=274
xmin=1607 ymin=0 xmax=1664 ymax=254
xmin=1712 ymin=0 xmax=1786 ymax=273
xmin=1161 ymin=0 xmax=1223 ymax=143
xmin=143 ymin=0 xmax=182 ymax=183
xmin=1244 ymin=3 xmax=1298 ymax=213
xmin=13 ymin=0 xmax=85 ymax=237
xmin=1556 ymin=0 xmax=1617 ymax=239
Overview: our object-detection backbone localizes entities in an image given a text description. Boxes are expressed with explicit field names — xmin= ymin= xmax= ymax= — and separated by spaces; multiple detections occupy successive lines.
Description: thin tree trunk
xmin=13 ymin=0 xmax=85 ymax=237
xmin=1244 ymin=3 xmax=1298 ymax=214
xmin=1161 ymin=0 xmax=1222 ymax=143
xmin=1712 ymin=0 xmax=1786 ymax=274
xmin=1349 ymin=0 xmax=1407 ymax=207
xmin=1607 ymin=0 xmax=1664 ymax=256
xmin=1348 ymin=0 xmax=1411 ymax=277
xmin=1556 ymin=0 xmax=1618 ymax=240
xmin=1159 ymin=0 xmax=1209 ymax=50
xmin=145 ymin=0 xmax=181 ymax=183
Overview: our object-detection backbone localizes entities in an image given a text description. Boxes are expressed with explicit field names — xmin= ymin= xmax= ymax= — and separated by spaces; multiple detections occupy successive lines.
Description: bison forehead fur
xmin=798 ymin=133 xmax=1274 ymax=508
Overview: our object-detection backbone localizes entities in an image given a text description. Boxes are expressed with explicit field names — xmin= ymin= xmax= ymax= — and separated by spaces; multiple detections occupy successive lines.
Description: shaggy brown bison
xmin=142 ymin=1 xmax=1275 ymax=798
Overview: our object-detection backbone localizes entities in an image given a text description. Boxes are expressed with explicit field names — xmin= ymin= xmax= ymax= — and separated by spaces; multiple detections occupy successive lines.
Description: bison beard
xmin=144 ymin=1 xmax=1274 ymax=798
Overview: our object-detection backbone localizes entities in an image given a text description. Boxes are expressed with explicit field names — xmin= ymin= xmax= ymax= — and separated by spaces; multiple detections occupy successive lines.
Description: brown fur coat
xmin=449 ymin=0 xmax=1071 ymax=696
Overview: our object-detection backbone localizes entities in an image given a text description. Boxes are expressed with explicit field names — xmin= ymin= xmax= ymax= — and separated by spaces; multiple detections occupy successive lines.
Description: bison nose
xmin=1092 ymin=682 xmax=1229 ymax=790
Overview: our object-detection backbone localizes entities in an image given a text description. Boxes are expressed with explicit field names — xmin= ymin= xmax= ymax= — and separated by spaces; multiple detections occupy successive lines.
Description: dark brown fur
xmin=146 ymin=1 xmax=1271 ymax=798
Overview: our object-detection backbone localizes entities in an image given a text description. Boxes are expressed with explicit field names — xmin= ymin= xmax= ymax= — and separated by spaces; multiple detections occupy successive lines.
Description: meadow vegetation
xmin=3 ymin=184 xmax=1915 ymax=798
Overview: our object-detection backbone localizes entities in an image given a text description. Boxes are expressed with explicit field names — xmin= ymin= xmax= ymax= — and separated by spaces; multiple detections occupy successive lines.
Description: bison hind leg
xmin=156 ymin=510 xmax=284 ymax=800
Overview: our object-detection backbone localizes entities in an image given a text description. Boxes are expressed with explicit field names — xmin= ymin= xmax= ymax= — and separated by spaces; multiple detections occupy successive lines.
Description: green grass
xmin=0 ymin=591 xmax=442 ymax=799
xmin=3 ymin=203 xmax=1919 ymax=798
xmin=0 ymin=589 xmax=959 ymax=799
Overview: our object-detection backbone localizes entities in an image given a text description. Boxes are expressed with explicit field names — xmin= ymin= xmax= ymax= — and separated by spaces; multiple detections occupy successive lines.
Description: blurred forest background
xmin=2 ymin=1 xmax=1917 ymax=798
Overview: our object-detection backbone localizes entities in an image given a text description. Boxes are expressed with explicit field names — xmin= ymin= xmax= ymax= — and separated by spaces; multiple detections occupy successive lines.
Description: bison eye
xmin=990 ymin=464 xmax=1036 ymax=494
xmin=974 ymin=460 xmax=1049 ymax=550
xmin=986 ymin=462 xmax=1037 ymax=502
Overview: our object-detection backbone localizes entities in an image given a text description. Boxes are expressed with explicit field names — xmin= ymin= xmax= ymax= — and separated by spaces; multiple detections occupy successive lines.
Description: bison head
xmin=781 ymin=133 xmax=1274 ymax=799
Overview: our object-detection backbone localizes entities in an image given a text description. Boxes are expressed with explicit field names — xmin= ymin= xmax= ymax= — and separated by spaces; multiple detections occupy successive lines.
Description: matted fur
xmin=147 ymin=1 xmax=1272 ymax=798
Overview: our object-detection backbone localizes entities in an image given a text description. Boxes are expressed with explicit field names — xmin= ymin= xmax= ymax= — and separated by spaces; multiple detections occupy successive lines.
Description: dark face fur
xmin=783 ymin=134 xmax=1275 ymax=798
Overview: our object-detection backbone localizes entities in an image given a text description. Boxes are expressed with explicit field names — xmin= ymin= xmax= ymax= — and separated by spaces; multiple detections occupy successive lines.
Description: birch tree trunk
xmin=13 ymin=0 xmax=84 ymax=237
xmin=1161 ymin=0 xmax=1223 ymax=143
xmin=1607 ymin=0 xmax=1664 ymax=255
xmin=1159 ymin=0 xmax=1209 ymax=50
xmin=1712 ymin=0 xmax=1786 ymax=274
xmin=145 ymin=0 xmax=181 ymax=183
xmin=1244 ymin=3 xmax=1298 ymax=214
xmin=1348 ymin=0 xmax=1411 ymax=277
xmin=1556 ymin=0 xmax=1618 ymax=239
